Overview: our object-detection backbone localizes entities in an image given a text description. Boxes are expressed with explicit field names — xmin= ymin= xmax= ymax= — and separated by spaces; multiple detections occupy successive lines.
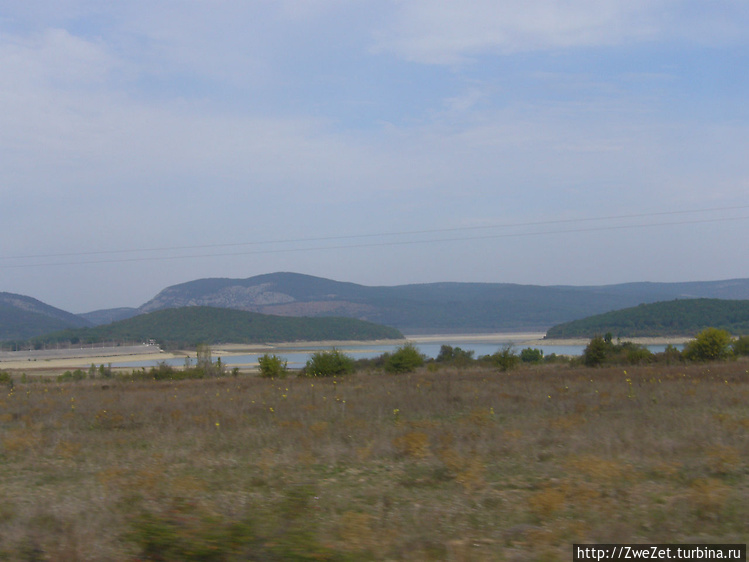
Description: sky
xmin=1 ymin=1 xmax=748 ymax=313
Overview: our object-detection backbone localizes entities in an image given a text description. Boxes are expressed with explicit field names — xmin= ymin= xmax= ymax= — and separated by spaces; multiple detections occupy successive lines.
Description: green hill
xmin=545 ymin=299 xmax=749 ymax=339
xmin=132 ymin=272 xmax=749 ymax=333
xmin=29 ymin=306 xmax=404 ymax=348
xmin=0 ymin=292 xmax=91 ymax=340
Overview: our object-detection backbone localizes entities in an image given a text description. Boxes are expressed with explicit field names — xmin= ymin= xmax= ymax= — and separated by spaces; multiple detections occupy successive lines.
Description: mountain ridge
xmin=5 ymin=273 xmax=749 ymax=340
xmin=134 ymin=273 xmax=749 ymax=334
xmin=0 ymin=292 xmax=91 ymax=341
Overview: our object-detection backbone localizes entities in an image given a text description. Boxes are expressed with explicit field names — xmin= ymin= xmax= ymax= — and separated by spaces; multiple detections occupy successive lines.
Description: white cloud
xmin=1 ymin=1 xmax=747 ymax=310
xmin=374 ymin=0 xmax=749 ymax=64
xmin=0 ymin=28 xmax=122 ymax=89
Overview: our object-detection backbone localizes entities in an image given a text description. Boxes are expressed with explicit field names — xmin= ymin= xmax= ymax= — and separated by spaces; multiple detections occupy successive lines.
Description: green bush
xmin=127 ymin=499 xmax=258 ymax=561
xmin=543 ymin=353 xmax=568 ymax=364
xmin=733 ymin=335 xmax=749 ymax=356
xmin=435 ymin=345 xmax=475 ymax=365
xmin=583 ymin=337 xmax=655 ymax=367
xmin=304 ymin=349 xmax=355 ymax=377
xmin=485 ymin=345 xmax=520 ymax=372
xmin=656 ymin=344 xmax=683 ymax=365
xmin=57 ymin=369 xmax=86 ymax=382
xmin=127 ymin=488 xmax=341 ymax=561
xmin=0 ymin=371 xmax=12 ymax=386
xmin=149 ymin=362 xmax=181 ymax=380
xmin=621 ymin=342 xmax=654 ymax=365
xmin=583 ymin=336 xmax=609 ymax=367
xmin=258 ymin=354 xmax=288 ymax=378
xmin=384 ymin=343 xmax=425 ymax=374
xmin=683 ymin=328 xmax=734 ymax=362
xmin=520 ymin=347 xmax=544 ymax=364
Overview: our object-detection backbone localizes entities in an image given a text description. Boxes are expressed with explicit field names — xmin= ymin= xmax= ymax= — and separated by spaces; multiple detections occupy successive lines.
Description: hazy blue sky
xmin=2 ymin=1 xmax=748 ymax=312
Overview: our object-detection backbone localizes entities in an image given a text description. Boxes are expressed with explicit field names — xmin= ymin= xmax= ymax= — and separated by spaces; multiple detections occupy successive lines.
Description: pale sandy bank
xmin=0 ymin=334 xmax=695 ymax=372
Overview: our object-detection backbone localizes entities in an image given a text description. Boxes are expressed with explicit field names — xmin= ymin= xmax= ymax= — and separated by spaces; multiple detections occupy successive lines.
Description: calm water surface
xmin=113 ymin=339 xmax=682 ymax=369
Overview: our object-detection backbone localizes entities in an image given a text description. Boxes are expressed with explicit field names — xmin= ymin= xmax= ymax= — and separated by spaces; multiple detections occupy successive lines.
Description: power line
xmin=1 ymin=204 xmax=748 ymax=262
xmin=2 ymin=213 xmax=748 ymax=269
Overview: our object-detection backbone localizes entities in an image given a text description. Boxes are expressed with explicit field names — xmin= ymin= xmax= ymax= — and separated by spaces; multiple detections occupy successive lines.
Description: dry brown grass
xmin=1 ymin=361 xmax=748 ymax=560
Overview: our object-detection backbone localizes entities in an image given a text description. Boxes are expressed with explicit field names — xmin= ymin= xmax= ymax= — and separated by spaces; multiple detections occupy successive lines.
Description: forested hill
xmin=7 ymin=274 xmax=749 ymax=340
xmin=30 ymin=306 xmax=404 ymax=348
xmin=0 ymin=292 xmax=91 ymax=340
xmin=132 ymin=272 xmax=749 ymax=333
xmin=545 ymin=299 xmax=749 ymax=339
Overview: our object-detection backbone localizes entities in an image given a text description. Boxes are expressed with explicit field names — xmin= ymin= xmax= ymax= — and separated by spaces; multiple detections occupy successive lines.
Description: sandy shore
xmin=0 ymin=345 xmax=182 ymax=371
xmin=211 ymin=338 xmax=407 ymax=355
xmin=406 ymin=332 xmax=546 ymax=345
xmin=536 ymin=336 xmax=692 ymax=346
xmin=0 ymin=333 xmax=694 ymax=373
xmin=407 ymin=333 xmax=692 ymax=347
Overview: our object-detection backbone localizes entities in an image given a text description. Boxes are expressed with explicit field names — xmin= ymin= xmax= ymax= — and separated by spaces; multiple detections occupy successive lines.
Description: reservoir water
xmin=112 ymin=338 xmax=683 ymax=370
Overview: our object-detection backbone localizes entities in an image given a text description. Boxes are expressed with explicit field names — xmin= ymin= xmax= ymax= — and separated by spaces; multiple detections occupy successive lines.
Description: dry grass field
xmin=1 ymin=361 xmax=748 ymax=560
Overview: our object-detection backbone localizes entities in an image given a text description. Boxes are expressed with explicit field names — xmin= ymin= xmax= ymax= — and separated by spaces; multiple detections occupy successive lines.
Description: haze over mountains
xmin=0 ymin=293 xmax=90 ymax=341
xmin=5 ymin=272 xmax=749 ymax=341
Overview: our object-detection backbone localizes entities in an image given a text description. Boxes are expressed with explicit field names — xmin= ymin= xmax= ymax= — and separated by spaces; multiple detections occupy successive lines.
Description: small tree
xmin=258 ymin=354 xmax=288 ymax=379
xmin=196 ymin=344 xmax=213 ymax=368
xmin=195 ymin=344 xmax=225 ymax=377
xmin=520 ymin=347 xmax=544 ymax=364
xmin=436 ymin=345 xmax=474 ymax=366
xmin=304 ymin=349 xmax=355 ymax=377
xmin=683 ymin=328 xmax=734 ymax=362
xmin=489 ymin=345 xmax=520 ymax=372
xmin=658 ymin=344 xmax=682 ymax=365
xmin=436 ymin=345 xmax=455 ymax=363
xmin=583 ymin=335 xmax=609 ymax=367
xmin=732 ymin=335 xmax=749 ymax=357
xmin=384 ymin=343 xmax=425 ymax=374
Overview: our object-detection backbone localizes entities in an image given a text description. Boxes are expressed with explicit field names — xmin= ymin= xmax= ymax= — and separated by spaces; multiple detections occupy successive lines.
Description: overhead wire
xmin=1 ymin=204 xmax=747 ymax=262
xmin=1 ymin=207 xmax=747 ymax=269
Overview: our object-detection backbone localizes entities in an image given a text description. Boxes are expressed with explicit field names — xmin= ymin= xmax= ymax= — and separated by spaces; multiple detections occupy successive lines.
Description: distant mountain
xmin=8 ymin=274 xmax=749 ymax=342
xmin=0 ymin=292 xmax=91 ymax=341
xmin=137 ymin=272 xmax=749 ymax=334
xmin=546 ymin=298 xmax=749 ymax=339
xmin=79 ymin=307 xmax=140 ymax=326
xmin=32 ymin=306 xmax=404 ymax=347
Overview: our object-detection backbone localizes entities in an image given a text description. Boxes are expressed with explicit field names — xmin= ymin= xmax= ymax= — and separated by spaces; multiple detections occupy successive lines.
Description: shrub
xmin=127 ymin=499 xmax=259 ymax=561
xmin=486 ymin=345 xmax=520 ymax=372
xmin=622 ymin=342 xmax=654 ymax=365
xmin=683 ymin=328 xmax=734 ymax=362
xmin=304 ymin=349 xmax=355 ymax=377
xmin=655 ymin=344 xmax=683 ymax=365
xmin=543 ymin=353 xmax=568 ymax=364
xmin=196 ymin=344 xmax=226 ymax=377
xmin=0 ymin=371 xmax=12 ymax=386
xmin=732 ymin=335 xmax=749 ymax=357
xmin=258 ymin=354 xmax=288 ymax=378
xmin=57 ymin=369 xmax=86 ymax=382
xmin=436 ymin=345 xmax=474 ymax=365
xmin=520 ymin=347 xmax=544 ymax=364
xmin=149 ymin=362 xmax=180 ymax=380
xmin=384 ymin=343 xmax=425 ymax=374
xmin=583 ymin=336 xmax=609 ymax=367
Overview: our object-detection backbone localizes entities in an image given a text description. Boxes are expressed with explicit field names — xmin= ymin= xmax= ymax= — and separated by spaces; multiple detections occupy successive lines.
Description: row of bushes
xmin=257 ymin=343 xmax=561 ymax=378
xmin=582 ymin=328 xmax=749 ymax=367
xmin=258 ymin=344 xmax=426 ymax=379
xmin=259 ymin=329 xmax=749 ymax=378
xmin=53 ymin=349 xmax=240 ymax=383
xmin=7 ymin=329 xmax=747 ymax=384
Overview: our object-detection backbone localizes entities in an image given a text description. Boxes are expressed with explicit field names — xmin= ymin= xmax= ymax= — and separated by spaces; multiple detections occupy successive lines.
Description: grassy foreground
xmin=1 ymin=362 xmax=748 ymax=560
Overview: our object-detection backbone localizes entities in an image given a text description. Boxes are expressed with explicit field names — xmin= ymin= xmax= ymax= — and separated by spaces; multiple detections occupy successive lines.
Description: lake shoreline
xmin=0 ymin=332 xmax=695 ymax=372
